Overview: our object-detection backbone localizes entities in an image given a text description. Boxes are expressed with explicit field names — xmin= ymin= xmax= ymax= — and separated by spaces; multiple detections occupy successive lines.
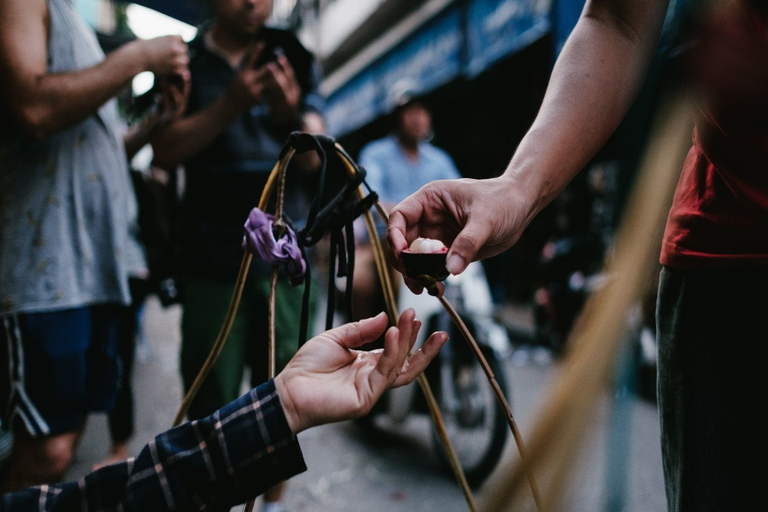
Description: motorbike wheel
xmin=430 ymin=337 xmax=509 ymax=488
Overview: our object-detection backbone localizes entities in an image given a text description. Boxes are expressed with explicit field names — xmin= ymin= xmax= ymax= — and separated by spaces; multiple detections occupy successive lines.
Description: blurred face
xmin=214 ymin=0 xmax=272 ymax=37
xmin=397 ymin=102 xmax=432 ymax=143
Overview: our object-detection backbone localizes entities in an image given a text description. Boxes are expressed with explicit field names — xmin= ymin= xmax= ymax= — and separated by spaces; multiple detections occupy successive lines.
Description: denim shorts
xmin=1 ymin=305 xmax=121 ymax=436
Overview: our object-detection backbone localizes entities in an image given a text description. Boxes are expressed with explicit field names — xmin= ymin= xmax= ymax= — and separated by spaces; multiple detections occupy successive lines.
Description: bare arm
xmin=151 ymin=48 xmax=304 ymax=169
xmin=388 ymin=0 xmax=672 ymax=289
xmin=150 ymin=87 xmax=247 ymax=169
xmin=0 ymin=0 xmax=188 ymax=140
xmin=500 ymin=0 xmax=671 ymax=223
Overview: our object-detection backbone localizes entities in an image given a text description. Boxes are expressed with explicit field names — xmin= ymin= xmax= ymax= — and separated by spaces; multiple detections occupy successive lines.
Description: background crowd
xmin=1 ymin=0 xmax=765 ymax=512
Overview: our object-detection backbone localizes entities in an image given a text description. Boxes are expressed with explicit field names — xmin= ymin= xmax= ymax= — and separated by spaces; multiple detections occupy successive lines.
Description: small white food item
xmin=409 ymin=237 xmax=446 ymax=254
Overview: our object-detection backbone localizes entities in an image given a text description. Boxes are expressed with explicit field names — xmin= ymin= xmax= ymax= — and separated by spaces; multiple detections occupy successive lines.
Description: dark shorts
xmin=1 ymin=305 xmax=121 ymax=437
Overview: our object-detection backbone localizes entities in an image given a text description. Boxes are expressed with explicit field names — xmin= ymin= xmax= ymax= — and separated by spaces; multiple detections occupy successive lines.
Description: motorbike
xmin=532 ymin=231 xmax=607 ymax=355
xmin=354 ymin=261 xmax=512 ymax=488
xmin=532 ymin=230 xmax=658 ymax=401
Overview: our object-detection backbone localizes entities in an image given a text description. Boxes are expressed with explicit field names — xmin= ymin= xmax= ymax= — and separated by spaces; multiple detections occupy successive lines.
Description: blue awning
xmin=325 ymin=6 xmax=463 ymax=138
xmin=325 ymin=0 xmax=554 ymax=138
xmin=465 ymin=0 xmax=551 ymax=77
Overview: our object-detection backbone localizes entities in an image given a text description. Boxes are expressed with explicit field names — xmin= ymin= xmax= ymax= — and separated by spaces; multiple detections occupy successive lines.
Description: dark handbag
xmin=129 ymin=167 xmax=183 ymax=306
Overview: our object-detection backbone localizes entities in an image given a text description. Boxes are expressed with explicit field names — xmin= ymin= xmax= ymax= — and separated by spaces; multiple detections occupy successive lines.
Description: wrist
xmin=124 ymin=39 xmax=150 ymax=75
xmin=274 ymin=374 xmax=302 ymax=435
xmin=499 ymin=161 xmax=550 ymax=222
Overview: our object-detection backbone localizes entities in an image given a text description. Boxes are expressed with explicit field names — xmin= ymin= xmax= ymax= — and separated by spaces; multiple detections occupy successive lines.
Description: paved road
xmin=67 ymin=296 xmax=667 ymax=512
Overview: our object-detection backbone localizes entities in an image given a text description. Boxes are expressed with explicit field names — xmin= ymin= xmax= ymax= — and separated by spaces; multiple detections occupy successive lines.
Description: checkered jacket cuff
xmin=0 ymin=380 xmax=307 ymax=511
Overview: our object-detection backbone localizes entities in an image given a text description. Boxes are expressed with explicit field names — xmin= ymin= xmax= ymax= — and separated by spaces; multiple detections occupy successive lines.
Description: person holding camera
xmin=151 ymin=1 xmax=324 ymax=510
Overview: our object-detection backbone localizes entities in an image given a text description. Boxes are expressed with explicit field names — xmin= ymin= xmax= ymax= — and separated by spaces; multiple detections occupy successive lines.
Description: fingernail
xmin=446 ymin=255 xmax=465 ymax=275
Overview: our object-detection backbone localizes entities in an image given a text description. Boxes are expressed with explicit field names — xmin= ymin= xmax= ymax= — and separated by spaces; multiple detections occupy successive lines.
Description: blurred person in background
xmin=353 ymin=85 xmax=461 ymax=322
xmin=388 ymin=1 xmax=768 ymax=511
xmin=1 ymin=310 xmax=447 ymax=512
xmin=151 ymin=1 xmax=325 ymax=510
xmin=93 ymin=77 xmax=191 ymax=472
xmin=0 ymin=0 xmax=188 ymax=491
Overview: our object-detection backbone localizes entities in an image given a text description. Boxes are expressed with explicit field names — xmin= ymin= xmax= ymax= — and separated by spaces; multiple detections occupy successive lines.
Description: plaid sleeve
xmin=0 ymin=380 xmax=306 ymax=512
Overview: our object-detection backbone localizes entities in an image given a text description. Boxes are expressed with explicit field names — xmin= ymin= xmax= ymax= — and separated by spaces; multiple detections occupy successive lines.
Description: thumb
xmin=445 ymin=221 xmax=492 ymax=275
xmin=327 ymin=312 xmax=389 ymax=350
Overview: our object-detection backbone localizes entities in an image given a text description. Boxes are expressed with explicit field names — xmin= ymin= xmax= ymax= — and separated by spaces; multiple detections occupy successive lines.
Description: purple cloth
xmin=242 ymin=208 xmax=306 ymax=280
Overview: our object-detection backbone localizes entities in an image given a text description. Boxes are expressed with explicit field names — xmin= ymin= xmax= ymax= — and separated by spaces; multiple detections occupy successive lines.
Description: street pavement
xmin=66 ymin=296 xmax=667 ymax=512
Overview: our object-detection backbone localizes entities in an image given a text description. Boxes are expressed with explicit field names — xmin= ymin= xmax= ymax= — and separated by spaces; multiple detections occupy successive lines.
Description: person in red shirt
xmin=387 ymin=1 xmax=767 ymax=511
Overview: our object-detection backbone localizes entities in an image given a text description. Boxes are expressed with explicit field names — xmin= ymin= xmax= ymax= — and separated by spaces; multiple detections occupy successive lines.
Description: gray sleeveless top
xmin=0 ymin=0 xmax=145 ymax=315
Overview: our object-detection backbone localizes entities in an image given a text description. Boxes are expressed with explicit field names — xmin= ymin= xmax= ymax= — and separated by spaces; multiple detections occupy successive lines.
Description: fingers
xmin=244 ymin=42 xmax=266 ymax=70
xmin=386 ymin=212 xmax=409 ymax=261
xmin=326 ymin=311 xmax=389 ymax=350
xmin=387 ymin=206 xmax=424 ymax=294
xmin=275 ymin=54 xmax=298 ymax=88
xmin=368 ymin=309 xmax=417 ymax=394
xmin=164 ymin=35 xmax=189 ymax=75
xmin=142 ymin=35 xmax=189 ymax=76
xmin=264 ymin=56 xmax=301 ymax=110
xmin=387 ymin=201 xmax=422 ymax=256
xmin=392 ymin=331 xmax=448 ymax=388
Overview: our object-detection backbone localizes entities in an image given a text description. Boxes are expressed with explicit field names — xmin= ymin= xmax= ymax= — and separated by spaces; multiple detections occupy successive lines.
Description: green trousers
xmin=180 ymin=273 xmax=316 ymax=420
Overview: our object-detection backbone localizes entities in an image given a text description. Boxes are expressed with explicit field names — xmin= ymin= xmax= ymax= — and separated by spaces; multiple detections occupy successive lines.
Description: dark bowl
xmin=400 ymin=248 xmax=449 ymax=281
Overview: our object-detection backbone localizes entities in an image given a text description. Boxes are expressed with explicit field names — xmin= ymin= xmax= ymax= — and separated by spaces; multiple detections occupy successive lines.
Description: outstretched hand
xmin=275 ymin=309 xmax=447 ymax=434
xmin=387 ymin=176 xmax=535 ymax=294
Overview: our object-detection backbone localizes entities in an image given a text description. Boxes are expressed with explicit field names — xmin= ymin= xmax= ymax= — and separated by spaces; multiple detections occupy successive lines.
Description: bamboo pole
xmin=481 ymin=93 xmax=694 ymax=512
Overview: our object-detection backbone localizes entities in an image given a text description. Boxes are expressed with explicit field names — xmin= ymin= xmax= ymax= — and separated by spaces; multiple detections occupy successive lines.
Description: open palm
xmin=275 ymin=309 xmax=447 ymax=434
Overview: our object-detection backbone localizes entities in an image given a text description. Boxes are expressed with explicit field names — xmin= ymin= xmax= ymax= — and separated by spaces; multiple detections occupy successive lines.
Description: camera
xmin=254 ymin=44 xmax=283 ymax=69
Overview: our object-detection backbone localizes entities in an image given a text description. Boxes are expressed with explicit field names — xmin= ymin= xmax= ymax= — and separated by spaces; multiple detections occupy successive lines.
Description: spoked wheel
xmin=431 ymin=334 xmax=509 ymax=488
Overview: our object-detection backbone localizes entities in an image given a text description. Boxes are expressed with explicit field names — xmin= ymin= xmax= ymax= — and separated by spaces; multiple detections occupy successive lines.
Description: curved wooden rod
xmin=334 ymin=145 xmax=479 ymax=512
xmin=338 ymin=136 xmax=541 ymax=510
xmin=172 ymin=157 xmax=286 ymax=427
xmin=172 ymin=139 xmax=480 ymax=512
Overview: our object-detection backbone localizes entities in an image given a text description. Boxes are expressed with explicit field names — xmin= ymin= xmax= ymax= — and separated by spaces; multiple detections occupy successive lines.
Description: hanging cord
xmin=334 ymin=143 xmax=480 ymax=512
xmin=245 ymin=145 xmax=294 ymax=512
xmin=399 ymin=272 xmax=543 ymax=510
xmin=172 ymin=133 xmax=480 ymax=512
xmin=437 ymin=295 xmax=543 ymax=511
xmin=340 ymin=135 xmax=542 ymax=510
xmin=171 ymin=156 xmax=286 ymax=427
xmin=280 ymin=132 xmax=380 ymax=344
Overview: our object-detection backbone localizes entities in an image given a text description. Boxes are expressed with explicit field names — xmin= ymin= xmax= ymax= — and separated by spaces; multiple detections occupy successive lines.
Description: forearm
xmin=502 ymin=0 xmax=669 ymax=221
xmin=11 ymin=41 xmax=148 ymax=139
xmin=151 ymin=93 xmax=243 ymax=168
